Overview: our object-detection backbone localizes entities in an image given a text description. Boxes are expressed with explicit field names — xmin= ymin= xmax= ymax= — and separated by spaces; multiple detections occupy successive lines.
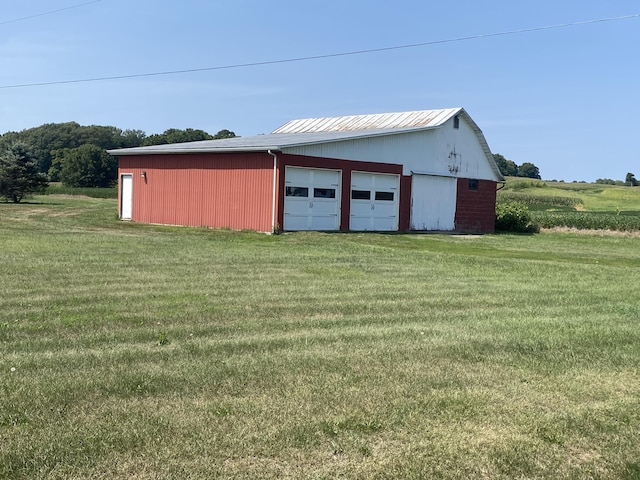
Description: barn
xmin=109 ymin=108 xmax=503 ymax=233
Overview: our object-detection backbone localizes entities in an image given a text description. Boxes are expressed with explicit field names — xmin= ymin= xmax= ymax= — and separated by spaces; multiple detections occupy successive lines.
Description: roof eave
xmin=107 ymin=145 xmax=283 ymax=156
xmin=107 ymin=125 xmax=445 ymax=156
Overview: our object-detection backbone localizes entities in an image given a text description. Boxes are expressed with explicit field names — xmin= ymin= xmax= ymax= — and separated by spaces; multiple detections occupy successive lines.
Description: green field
xmin=498 ymin=178 xmax=640 ymax=231
xmin=2 ymin=195 xmax=640 ymax=479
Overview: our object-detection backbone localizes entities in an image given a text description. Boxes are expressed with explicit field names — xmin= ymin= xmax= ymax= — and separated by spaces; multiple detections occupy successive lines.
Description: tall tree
xmin=142 ymin=128 xmax=214 ymax=146
xmin=0 ymin=143 xmax=48 ymax=203
xmin=213 ymin=129 xmax=236 ymax=139
xmin=120 ymin=129 xmax=147 ymax=148
xmin=493 ymin=153 xmax=518 ymax=176
xmin=517 ymin=162 xmax=541 ymax=179
xmin=625 ymin=172 xmax=638 ymax=187
xmin=56 ymin=144 xmax=118 ymax=188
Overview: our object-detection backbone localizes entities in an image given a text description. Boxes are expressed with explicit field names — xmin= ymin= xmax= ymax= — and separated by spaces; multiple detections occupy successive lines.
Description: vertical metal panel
xmin=118 ymin=152 xmax=273 ymax=232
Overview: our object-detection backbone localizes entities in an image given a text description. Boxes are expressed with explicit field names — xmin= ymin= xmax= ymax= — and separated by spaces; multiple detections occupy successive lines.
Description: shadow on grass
xmin=0 ymin=200 xmax=62 ymax=206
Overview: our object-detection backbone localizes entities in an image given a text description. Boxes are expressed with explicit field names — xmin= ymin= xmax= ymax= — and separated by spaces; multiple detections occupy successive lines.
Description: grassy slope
xmin=2 ymin=196 xmax=640 ymax=479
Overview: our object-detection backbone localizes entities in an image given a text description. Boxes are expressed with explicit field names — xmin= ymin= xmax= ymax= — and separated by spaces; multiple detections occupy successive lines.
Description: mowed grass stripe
xmin=2 ymin=196 xmax=640 ymax=478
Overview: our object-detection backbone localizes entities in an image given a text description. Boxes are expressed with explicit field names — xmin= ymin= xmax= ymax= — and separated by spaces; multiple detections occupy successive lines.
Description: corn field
xmin=532 ymin=211 xmax=640 ymax=231
xmin=497 ymin=191 xmax=583 ymax=208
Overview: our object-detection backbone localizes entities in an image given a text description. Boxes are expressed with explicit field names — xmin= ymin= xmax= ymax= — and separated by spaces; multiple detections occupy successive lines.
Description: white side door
xmin=284 ymin=167 xmax=341 ymax=231
xmin=120 ymin=174 xmax=133 ymax=220
xmin=410 ymin=175 xmax=456 ymax=230
xmin=350 ymin=172 xmax=399 ymax=231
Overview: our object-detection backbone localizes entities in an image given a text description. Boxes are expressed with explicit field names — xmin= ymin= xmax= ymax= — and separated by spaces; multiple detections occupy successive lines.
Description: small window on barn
xmin=468 ymin=179 xmax=479 ymax=190
xmin=351 ymin=190 xmax=371 ymax=200
xmin=286 ymin=186 xmax=309 ymax=197
xmin=314 ymin=188 xmax=336 ymax=199
xmin=453 ymin=115 xmax=460 ymax=129
xmin=375 ymin=191 xmax=394 ymax=201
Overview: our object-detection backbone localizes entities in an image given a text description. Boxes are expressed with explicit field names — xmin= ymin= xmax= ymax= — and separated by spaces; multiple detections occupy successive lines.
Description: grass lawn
xmin=2 ymin=196 xmax=640 ymax=479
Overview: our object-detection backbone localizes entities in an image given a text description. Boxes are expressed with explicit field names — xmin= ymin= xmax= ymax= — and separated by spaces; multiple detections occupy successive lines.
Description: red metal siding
xmin=118 ymin=153 xmax=273 ymax=232
xmin=454 ymin=179 xmax=497 ymax=233
xmin=275 ymin=154 xmax=404 ymax=231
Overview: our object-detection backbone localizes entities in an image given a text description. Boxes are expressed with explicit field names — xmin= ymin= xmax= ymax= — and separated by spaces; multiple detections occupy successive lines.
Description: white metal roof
xmin=272 ymin=108 xmax=461 ymax=134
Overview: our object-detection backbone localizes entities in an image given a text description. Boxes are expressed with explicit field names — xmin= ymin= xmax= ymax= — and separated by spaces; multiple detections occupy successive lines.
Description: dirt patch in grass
xmin=454 ymin=234 xmax=483 ymax=239
xmin=47 ymin=194 xmax=97 ymax=200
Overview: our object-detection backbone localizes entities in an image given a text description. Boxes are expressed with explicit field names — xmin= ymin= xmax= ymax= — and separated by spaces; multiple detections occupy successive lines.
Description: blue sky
xmin=1 ymin=0 xmax=638 ymax=182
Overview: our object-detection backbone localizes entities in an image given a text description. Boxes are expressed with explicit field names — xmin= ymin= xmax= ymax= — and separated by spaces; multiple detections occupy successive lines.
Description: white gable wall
xmin=433 ymin=116 xmax=496 ymax=180
xmin=282 ymin=116 xmax=498 ymax=181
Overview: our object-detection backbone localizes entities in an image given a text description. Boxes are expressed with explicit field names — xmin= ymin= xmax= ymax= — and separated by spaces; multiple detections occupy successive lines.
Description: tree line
xmin=595 ymin=173 xmax=638 ymax=187
xmin=0 ymin=123 xmax=235 ymax=202
xmin=493 ymin=153 xmax=638 ymax=187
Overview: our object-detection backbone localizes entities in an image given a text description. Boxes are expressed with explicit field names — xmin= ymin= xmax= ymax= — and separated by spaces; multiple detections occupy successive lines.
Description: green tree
xmin=213 ymin=129 xmax=236 ymax=139
xmin=0 ymin=122 xmax=82 ymax=174
xmin=142 ymin=128 xmax=215 ymax=146
xmin=517 ymin=162 xmax=541 ymax=179
xmin=625 ymin=172 xmax=638 ymax=187
xmin=48 ymin=149 xmax=67 ymax=182
xmin=0 ymin=123 xmax=232 ymax=174
xmin=493 ymin=153 xmax=518 ymax=177
xmin=0 ymin=143 xmax=48 ymax=203
xmin=56 ymin=144 xmax=117 ymax=187
xmin=120 ymin=129 xmax=147 ymax=148
xmin=0 ymin=122 xmax=149 ymax=174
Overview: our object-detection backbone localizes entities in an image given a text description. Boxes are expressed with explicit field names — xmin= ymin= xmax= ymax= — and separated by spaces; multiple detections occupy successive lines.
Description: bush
xmin=495 ymin=201 xmax=539 ymax=233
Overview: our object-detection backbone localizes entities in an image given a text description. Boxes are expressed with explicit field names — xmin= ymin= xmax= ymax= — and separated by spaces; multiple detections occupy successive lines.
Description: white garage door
xmin=411 ymin=175 xmax=457 ymax=231
xmin=350 ymin=172 xmax=399 ymax=231
xmin=284 ymin=167 xmax=341 ymax=231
